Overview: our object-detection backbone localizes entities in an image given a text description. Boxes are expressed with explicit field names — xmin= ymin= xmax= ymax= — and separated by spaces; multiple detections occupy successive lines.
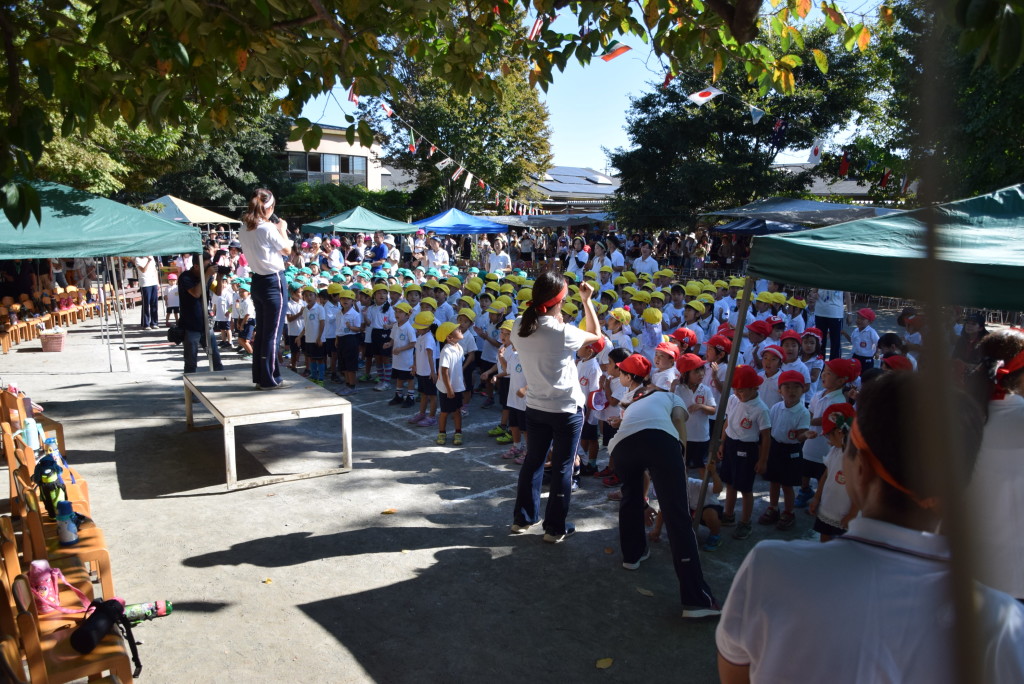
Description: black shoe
xmin=579 ymin=463 xmax=599 ymax=477
xmin=401 ymin=396 xmax=415 ymax=409
xmin=388 ymin=394 xmax=403 ymax=406
xmin=330 ymin=373 xmax=341 ymax=382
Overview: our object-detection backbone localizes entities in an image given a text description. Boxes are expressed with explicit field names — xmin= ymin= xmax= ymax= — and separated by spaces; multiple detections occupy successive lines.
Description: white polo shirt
xmin=803 ymin=388 xmax=846 ymax=463
xmin=607 ymin=391 xmax=687 ymax=454
xmin=725 ymin=395 xmax=770 ymax=442
xmin=436 ymin=342 xmax=466 ymax=393
xmin=512 ymin=315 xmax=590 ymax=414
xmin=850 ymin=325 xmax=880 ymax=357
xmin=237 ymin=221 xmax=291 ymax=275
xmin=769 ymin=400 xmax=810 ymax=445
xmin=674 ymin=382 xmax=717 ymax=442
xmin=717 ymin=517 xmax=1024 ymax=683
xmin=758 ymin=369 xmax=783 ymax=408
xmin=781 ymin=359 xmax=812 ymax=384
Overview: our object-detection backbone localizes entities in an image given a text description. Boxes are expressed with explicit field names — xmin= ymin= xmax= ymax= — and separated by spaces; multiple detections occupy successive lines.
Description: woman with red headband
xmin=510 ymin=271 xmax=601 ymax=543
xmin=717 ymin=371 xmax=1024 ymax=683
xmin=967 ymin=328 xmax=1024 ymax=600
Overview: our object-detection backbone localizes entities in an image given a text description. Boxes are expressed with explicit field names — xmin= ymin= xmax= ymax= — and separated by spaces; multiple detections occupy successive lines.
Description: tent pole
xmin=199 ymin=258 xmax=213 ymax=372
xmin=693 ymin=277 xmax=753 ymax=532
xmin=109 ymin=258 xmax=131 ymax=372
xmin=99 ymin=258 xmax=112 ymax=373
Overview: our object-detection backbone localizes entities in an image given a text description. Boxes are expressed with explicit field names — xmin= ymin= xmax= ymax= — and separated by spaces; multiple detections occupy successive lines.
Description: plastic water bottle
xmin=21 ymin=418 xmax=40 ymax=451
xmin=55 ymin=500 xmax=79 ymax=546
xmin=122 ymin=600 xmax=173 ymax=624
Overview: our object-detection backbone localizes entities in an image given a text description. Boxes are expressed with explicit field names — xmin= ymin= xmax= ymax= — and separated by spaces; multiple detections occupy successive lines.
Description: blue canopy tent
xmin=413 ymin=208 xmax=506 ymax=235
xmin=711 ymin=217 xmax=808 ymax=236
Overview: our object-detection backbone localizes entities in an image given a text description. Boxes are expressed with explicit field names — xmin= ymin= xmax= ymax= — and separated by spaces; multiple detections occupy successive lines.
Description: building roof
xmin=775 ymin=163 xmax=872 ymax=199
xmin=381 ymin=166 xmax=418 ymax=191
xmin=530 ymin=166 xmax=620 ymax=200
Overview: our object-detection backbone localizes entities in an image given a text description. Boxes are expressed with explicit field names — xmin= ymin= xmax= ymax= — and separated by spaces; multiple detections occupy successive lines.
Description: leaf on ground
xmin=381 ymin=508 xmax=398 ymax=514
xmin=596 ymin=657 xmax=614 ymax=669
xmin=604 ymin=547 xmax=614 ymax=555
xmin=636 ymin=587 xmax=655 ymax=597
xmin=261 ymin=578 xmax=273 ymax=584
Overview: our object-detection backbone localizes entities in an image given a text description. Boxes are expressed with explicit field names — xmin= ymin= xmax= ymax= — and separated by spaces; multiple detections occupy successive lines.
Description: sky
xmin=299 ymin=9 xmax=855 ymax=175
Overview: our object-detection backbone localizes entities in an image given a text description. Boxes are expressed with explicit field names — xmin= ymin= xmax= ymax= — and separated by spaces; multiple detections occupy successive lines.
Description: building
xmin=774 ymin=163 xmax=873 ymax=202
xmin=528 ymin=165 xmax=620 ymax=212
xmin=284 ymin=124 xmax=388 ymax=190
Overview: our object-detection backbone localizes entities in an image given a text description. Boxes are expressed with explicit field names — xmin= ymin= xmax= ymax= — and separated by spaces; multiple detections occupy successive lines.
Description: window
xmin=323 ymin=154 xmax=340 ymax=173
xmin=288 ymin=153 xmax=306 ymax=171
xmin=307 ymin=154 xmax=322 ymax=173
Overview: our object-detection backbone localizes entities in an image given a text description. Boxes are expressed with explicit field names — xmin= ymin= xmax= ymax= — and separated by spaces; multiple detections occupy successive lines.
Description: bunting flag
xmin=769 ymin=118 xmax=789 ymax=148
xmin=661 ymin=72 xmax=674 ymax=89
xmin=879 ymin=168 xmax=892 ymax=188
xmin=505 ymin=197 xmax=512 ymax=212
xmin=463 ymin=172 xmax=474 ymax=190
xmin=346 ymin=83 xmax=359 ymax=106
xmin=435 ymin=158 xmax=453 ymax=171
xmin=600 ymin=40 xmax=631 ymax=61
xmin=478 ymin=178 xmax=486 ymax=189
xmin=381 ymin=102 xmax=393 ymax=117
xmin=527 ymin=17 xmax=544 ymax=41
xmin=838 ymin=150 xmax=850 ymax=177
xmin=408 ymin=130 xmax=418 ymax=153
xmin=687 ymin=87 xmax=723 ymax=106
xmin=749 ymin=106 xmax=764 ymax=124
xmin=428 ymin=145 xmax=437 ymax=158
xmin=865 ymin=160 xmax=878 ymax=172
xmin=807 ymin=139 xmax=824 ymax=165
xmin=452 ymin=166 xmax=465 ymax=181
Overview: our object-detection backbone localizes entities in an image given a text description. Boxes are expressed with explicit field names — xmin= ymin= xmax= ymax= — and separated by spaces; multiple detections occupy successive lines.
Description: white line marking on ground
xmin=442 ymin=482 xmax=517 ymax=503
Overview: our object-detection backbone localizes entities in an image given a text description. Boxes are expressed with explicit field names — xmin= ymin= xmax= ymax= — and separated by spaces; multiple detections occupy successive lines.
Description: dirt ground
xmin=3 ymin=311 xmax=880 ymax=683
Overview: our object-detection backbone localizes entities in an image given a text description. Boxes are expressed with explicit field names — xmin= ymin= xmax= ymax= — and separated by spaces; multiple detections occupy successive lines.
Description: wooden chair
xmin=17 ymin=485 xmax=111 ymax=601
xmin=1 ymin=390 xmax=68 ymax=456
xmin=12 ymin=575 xmax=132 ymax=684
xmin=0 ymin=635 xmax=29 ymax=684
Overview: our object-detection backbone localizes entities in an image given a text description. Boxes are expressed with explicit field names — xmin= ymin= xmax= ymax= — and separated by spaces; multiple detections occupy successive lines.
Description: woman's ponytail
xmin=518 ymin=270 xmax=566 ymax=339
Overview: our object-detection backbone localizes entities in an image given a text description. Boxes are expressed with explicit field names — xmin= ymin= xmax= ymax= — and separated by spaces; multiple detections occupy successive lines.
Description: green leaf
xmin=20 ymin=183 xmax=41 ymax=225
xmin=779 ymin=54 xmax=803 ymax=68
xmin=812 ymin=48 xmax=829 ymax=73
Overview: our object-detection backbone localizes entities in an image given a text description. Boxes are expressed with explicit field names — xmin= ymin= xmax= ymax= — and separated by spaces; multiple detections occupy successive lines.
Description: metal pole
xmin=99 ymin=257 xmax=112 ymax=373
xmin=693 ymin=276 xmax=753 ymax=531
xmin=108 ymin=258 xmax=131 ymax=373
xmin=199 ymin=257 xmax=214 ymax=372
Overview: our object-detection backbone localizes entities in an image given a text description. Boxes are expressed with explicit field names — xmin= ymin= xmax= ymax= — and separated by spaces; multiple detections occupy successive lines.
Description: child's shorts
xmin=581 ymin=420 xmax=598 ymax=441
xmin=601 ymin=421 xmax=618 ymax=445
xmin=685 ymin=440 xmax=710 ymax=470
xmin=392 ymin=368 xmax=412 ymax=381
xmin=764 ymin=438 xmax=803 ymax=486
xmin=507 ymin=407 xmax=525 ymax=430
xmin=416 ymin=374 xmax=437 ymax=396
xmin=461 ymin=352 xmax=477 ymax=391
xmin=213 ymin=320 xmax=229 ymax=332
xmin=813 ymin=517 xmax=847 ymax=538
xmin=166 ymin=306 xmax=179 ymax=315
xmin=239 ymin=320 xmax=255 ymax=341
xmin=304 ymin=340 xmax=325 ymax=360
xmin=438 ymin=391 xmax=463 ymax=414
xmin=801 ymin=458 xmax=826 ymax=481
xmin=497 ymin=376 xmax=511 ymax=407
xmin=476 ymin=358 xmax=496 ymax=378
xmin=286 ymin=334 xmax=301 ymax=354
xmin=323 ymin=337 xmax=335 ymax=356
xmin=338 ymin=335 xmax=360 ymax=372
xmin=369 ymin=328 xmax=391 ymax=357
xmin=692 ymin=503 xmax=725 ymax=523
xmin=720 ymin=438 xmax=758 ymax=493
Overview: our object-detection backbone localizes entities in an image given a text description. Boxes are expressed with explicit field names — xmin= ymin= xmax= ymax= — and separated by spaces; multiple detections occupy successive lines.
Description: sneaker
xmin=513 ymin=453 xmax=526 ymax=465
xmin=241 ymin=353 xmax=252 ymax=359
xmin=407 ymin=412 xmax=426 ymax=424
xmin=357 ymin=373 xmax=372 ymax=383
xmin=481 ymin=397 xmax=495 ymax=408
xmin=388 ymin=394 xmax=404 ymax=406
xmin=543 ymin=524 xmax=576 ymax=544
xmin=776 ymin=512 xmax=797 ymax=530
xmin=416 ymin=416 xmax=437 ymax=427
xmin=794 ymin=487 xmax=814 ymax=509
xmin=339 ymin=386 xmax=357 ymax=397
xmin=487 ymin=425 xmax=509 ymax=437
xmin=702 ymin=534 xmax=722 ymax=551
xmin=579 ymin=463 xmax=599 ymax=477
xmin=601 ymin=474 xmax=621 ymax=488
xmin=510 ymin=522 xmax=533 ymax=534
xmin=607 ymin=490 xmax=623 ymax=502
xmin=595 ymin=466 xmax=615 ymax=478
xmin=732 ymin=521 xmax=752 ymax=540
xmin=622 ymin=547 xmax=651 ymax=571
xmin=452 ymin=433 xmax=463 ymax=446
xmin=496 ymin=433 xmax=513 ymax=445
xmin=459 ymin=407 xmax=469 ymax=417
xmin=435 ymin=433 xmax=446 ymax=446
xmin=374 ymin=381 xmax=392 ymax=391
xmin=757 ymin=507 xmax=780 ymax=525
xmin=571 ymin=477 xmax=580 ymax=492
xmin=720 ymin=513 xmax=737 ymax=527
xmin=401 ymin=396 xmax=416 ymax=409
xmin=681 ymin=605 xmax=722 ymax=620
xmin=502 ymin=446 xmax=520 ymax=459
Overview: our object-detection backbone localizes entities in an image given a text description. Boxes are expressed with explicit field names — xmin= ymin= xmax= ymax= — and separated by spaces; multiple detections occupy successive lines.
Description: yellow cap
xmin=339 ymin=289 xmax=355 ymax=300
xmin=772 ymin=292 xmax=788 ymax=305
xmin=412 ymin=311 xmax=436 ymax=329
xmin=623 ymin=286 xmax=638 ymax=296
xmin=425 ymin=279 xmax=440 ymax=288
xmin=561 ymin=302 xmax=579 ymax=317
xmin=563 ymin=271 xmax=577 ymax=282
xmin=463 ymin=280 xmax=482 ymax=295
xmin=500 ymin=283 xmax=514 ymax=294
xmin=585 ymin=270 xmax=597 ymax=280
xmin=435 ymin=283 xmax=450 ymax=296
xmin=458 ymin=307 xmax=477 ymax=322
xmin=755 ymin=291 xmax=774 ymax=303
xmin=596 ymin=303 xmax=608 ymax=315
xmin=302 ymin=285 xmax=317 ymax=293
xmin=686 ymin=300 xmax=706 ymax=315
xmin=656 ymin=269 xmax=674 ymax=278
xmin=623 ymin=271 xmax=638 ymax=283
xmin=405 ymin=283 xmax=422 ymax=293
xmin=599 ymin=265 xmax=614 ymax=273
xmin=496 ymin=295 xmax=513 ymax=308
xmin=517 ymin=288 xmax=533 ymax=303
xmin=649 ymin=290 xmax=665 ymax=301
xmin=638 ymin=273 xmax=652 ymax=282
xmin=485 ymin=281 xmax=500 ymax=293
xmin=697 ymin=293 xmax=715 ymax=304
xmin=609 ymin=307 xmax=632 ymax=325
xmin=446 ymin=277 xmax=461 ymax=288
xmin=642 ymin=282 xmax=656 ymax=291
xmin=372 ymin=283 xmax=388 ymax=293
xmin=632 ymin=291 xmax=651 ymax=304
xmin=485 ymin=272 xmax=500 ymax=281
xmin=714 ymin=280 xmax=728 ymax=288
xmin=486 ymin=303 xmax=507 ymax=314
xmin=729 ymin=277 xmax=745 ymax=288
xmin=787 ymin=297 xmax=807 ymax=309
xmin=613 ymin=276 xmax=628 ymax=285
xmin=499 ymin=319 xmax=515 ymax=332
xmin=435 ymin=321 xmax=459 ymax=343
xmin=394 ymin=301 xmax=412 ymax=314
xmin=327 ymin=283 xmax=344 ymax=295
xmin=420 ymin=296 xmax=438 ymax=310
xmin=642 ymin=307 xmax=662 ymax=324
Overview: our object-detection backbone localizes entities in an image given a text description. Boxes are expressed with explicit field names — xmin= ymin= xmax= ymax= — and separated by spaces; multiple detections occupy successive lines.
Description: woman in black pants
xmin=607 ymin=355 xmax=719 ymax=619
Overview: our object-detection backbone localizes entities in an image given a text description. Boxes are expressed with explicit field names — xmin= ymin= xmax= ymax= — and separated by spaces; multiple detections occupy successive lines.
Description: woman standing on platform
xmin=239 ymin=188 xmax=292 ymax=390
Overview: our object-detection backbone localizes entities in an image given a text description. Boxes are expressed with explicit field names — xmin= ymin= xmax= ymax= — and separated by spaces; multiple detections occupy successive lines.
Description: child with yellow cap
xmin=435 ymin=321 xmax=466 ymax=446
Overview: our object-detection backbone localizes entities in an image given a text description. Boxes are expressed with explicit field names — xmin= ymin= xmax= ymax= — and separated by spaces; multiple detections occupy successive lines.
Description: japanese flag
xmin=687 ymin=87 xmax=723 ymax=106
xmin=807 ymin=139 xmax=824 ymax=165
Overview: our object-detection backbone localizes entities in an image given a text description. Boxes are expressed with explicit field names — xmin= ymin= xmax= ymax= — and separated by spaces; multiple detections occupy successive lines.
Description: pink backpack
xmin=28 ymin=559 xmax=91 ymax=615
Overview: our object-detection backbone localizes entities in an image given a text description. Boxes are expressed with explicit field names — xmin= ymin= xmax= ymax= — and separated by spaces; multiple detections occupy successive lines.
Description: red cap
xmin=671 ymin=327 xmax=698 ymax=348
xmin=761 ymin=344 xmax=785 ymax=361
xmin=802 ymin=327 xmax=823 ymax=341
xmin=167 ymin=273 xmax=178 ymax=280
xmin=825 ymin=357 xmax=862 ymax=381
xmin=717 ymin=322 xmax=734 ymax=335
xmin=588 ymin=335 xmax=607 ymax=354
xmin=881 ymin=355 xmax=913 ymax=371
xmin=707 ymin=334 xmax=733 ymax=352
xmin=822 ymin=403 xmax=856 ymax=435
xmin=655 ymin=341 xmax=679 ymax=359
xmin=780 ymin=329 xmax=802 ymax=344
xmin=767 ymin=316 xmax=785 ymax=328
xmin=778 ymin=370 xmax=806 ymax=386
xmin=582 ymin=245 xmax=591 ymax=253
xmin=857 ymin=308 xmax=877 ymax=323
xmin=746 ymin=320 xmax=772 ymax=337
xmin=617 ymin=353 xmax=651 ymax=378
xmin=731 ymin=365 xmax=764 ymax=389
xmin=675 ymin=353 xmax=704 ymax=374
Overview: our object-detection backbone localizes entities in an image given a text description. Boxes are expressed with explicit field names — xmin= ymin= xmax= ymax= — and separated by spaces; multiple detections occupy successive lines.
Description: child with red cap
xmin=809 ymin=403 xmax=858 ymax=541
xmin=760 ymin=370 xmax=812 ymax=530
xmin=744 ymin=320 xmax=772 ymax=369
xmin=718 ymin=365 xmax=772 ymax=541
xmin=779 ymin=330 xmax=811 ymax=385
xmin=843 ymin=307 xmax=879 ymax=370
xmin=800 ymin=328 xmax=825 ymax=391
xmin=798 ymin=359 xmax=861 ymax=508
xmin=652 ymin=341 xmax=680 ymax=390
xmin=674 ymin=353 xmax=718 ymax=476
xmin=758 ymin=344 xmax=786 ymax=408
xmin=703 ymin=334 xmax=732 ymax=404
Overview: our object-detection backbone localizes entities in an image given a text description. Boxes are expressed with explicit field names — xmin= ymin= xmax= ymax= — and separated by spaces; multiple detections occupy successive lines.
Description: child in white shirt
xmin=809 ymin=402 xmax=858 ymax=541
xmin=719 ymin=366 xmax=771 ymax=540
xmin=650 ymin=342 xmax=679 ymax=390
xmin=761 ymin=371 xmax=812 ymax=530
xmin=673 ymin=353 xmax=717 ymax=476
xmin=385 ymin=302 xmax=417 ymax=407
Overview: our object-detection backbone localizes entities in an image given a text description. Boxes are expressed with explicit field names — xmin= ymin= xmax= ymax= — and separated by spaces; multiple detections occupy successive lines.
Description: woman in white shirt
xmin=487 ymin=238 xmax=512 ymax=274
xmin=238 ymin=188 xmax=293 ymax=390
xmin=425 ymin=235 xmax=449 ymax=269
xmin=511 ymin=272 xmax=601 ymax=543
xmin=564 ymin=236 xmax=588 ymax=281
xmin=134 ymin=255 xmax=160 ymax=330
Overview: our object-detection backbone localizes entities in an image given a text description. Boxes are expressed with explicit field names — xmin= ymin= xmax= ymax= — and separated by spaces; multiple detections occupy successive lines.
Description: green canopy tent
xmin=747 ymin=184 xmax=1024 ymax=312
xmin=0 ymin=181 xmax=203 ymax=372
xmin=301 ymin=206 xmax=416 ymax=234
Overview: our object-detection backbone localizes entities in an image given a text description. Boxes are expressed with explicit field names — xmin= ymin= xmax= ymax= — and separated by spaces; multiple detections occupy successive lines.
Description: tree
xmin=2 ymin=0 xmax=882 ymax=225
xmin=609 ymin=26 xmax=879 ymax=230
xmin=277 ymin=182 xmax=423 ymax=227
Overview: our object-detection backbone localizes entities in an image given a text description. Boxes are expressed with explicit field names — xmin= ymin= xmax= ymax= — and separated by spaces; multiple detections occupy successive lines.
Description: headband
xmin=535 ymin=284 xmax=568 ymax=314
xmin=851 ymin=419 xmax=937 ymax=510
xmin=262 ymin=191 xmax=275 ymax=210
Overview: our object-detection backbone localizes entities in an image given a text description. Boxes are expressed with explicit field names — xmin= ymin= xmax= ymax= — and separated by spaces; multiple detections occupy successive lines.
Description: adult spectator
xmin=607 ymin=355 xmax=720 ymax=618
xmin=425 ymin=235 xmax=450 ymax=269
xmin=134 ymin=255 xmax=160 ymax=330
xmin=589 ymin=240 xmax=611 ymax=272
xmin=717 ymin=371 xmax=1024 ymax=683
xmin=49 ymin=257 xmax=67 ymax=289
xmin=327 ymin=238 xmax=344 ymax=269
xmin=811 ymin=289 xmax=850 ymax=360
xmin=238 ymin=187 xmax=292 ymax=390
xmin=488 ymin=237 xmax=512 ymax=274
xmin=344 ymin=236 xmax=364 ymax=267
xmin=966 ymin=328 xmax=1024 ymax=601
xmin=519 ymin=232 xmax=535 ymax=265
xmin=564 ymin=236 xmax=588 ymax=281
xmin=178 ymin=253 xmax=223 ymax=373
xmin=511 ymin=273 xmax=601 ymax=542
xmin=401 ymin=233 xmax=414 ymax=266
xmin=631 ymin=240 xmax=659 ymax=277
xmin=412 ymin=229 xmax=427 ymax=265
xmin=606 ymin=234 xmax=626 ymax=273
xmin=718 ymin=235 xmax=735 ymax=268
xmin=368 ymin=231 xmax=388 ymax=269
xmin=383 ymin=235 xmax=401 ymax=274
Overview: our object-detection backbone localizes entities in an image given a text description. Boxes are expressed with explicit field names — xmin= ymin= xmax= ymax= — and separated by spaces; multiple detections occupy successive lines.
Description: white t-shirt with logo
xmin=674 ymin=382 xmax=717 ymax=442
xmin=725 ymin=395 xmax=771 ymax=442
xmin=850 ymin=325 xmax=880 ymax=357
xmin=436 ymin=342 xmax=466 ymax=393
xmin=769 ymin=401 xmax=811 ymax=445
xmin=817 ymin=445 xmax=851 ymax=529
xmin=506 ymin=349 xmax=527 ymax=411
xmin=803 ymin=388 xmax=846 ymax=463
xmin=391 ymin=321 xmax=416 ymax=372
xmin=414 ymin=333 xmax=439 ymax=377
